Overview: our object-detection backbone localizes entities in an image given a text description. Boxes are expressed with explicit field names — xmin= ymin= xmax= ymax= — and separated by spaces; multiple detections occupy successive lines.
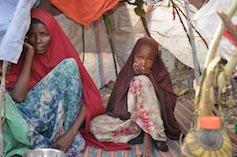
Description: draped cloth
xmin=107 ymin=37 xmax=181 ymax=140
xmin=50 ymin=0 xmax=120 ymax=26
xmin=6 ymin=8 xmax=105 ymax=133
xmin=90 ymin=75 xmax=167 ymax=143
xmin=0 ymin=0 xmax=38 ymax=63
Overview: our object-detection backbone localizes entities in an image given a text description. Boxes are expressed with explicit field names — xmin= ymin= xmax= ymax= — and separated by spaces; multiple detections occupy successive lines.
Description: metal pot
xmin=25 ymin=148 xmax=67 ymax=157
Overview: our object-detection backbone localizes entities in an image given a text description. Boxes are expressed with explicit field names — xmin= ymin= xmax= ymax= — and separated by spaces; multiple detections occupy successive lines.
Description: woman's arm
xmin=52 ymin=104 xmax=86 ymax=152
xmin=9 ymin=42 xmax=35 ymax=103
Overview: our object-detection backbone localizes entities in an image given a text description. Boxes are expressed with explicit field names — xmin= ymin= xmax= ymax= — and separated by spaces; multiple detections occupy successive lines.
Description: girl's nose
xmin=141 ymin=60 xmax=146 ymax=66
xmin=141 ymin=60 xmax=145 ymax=66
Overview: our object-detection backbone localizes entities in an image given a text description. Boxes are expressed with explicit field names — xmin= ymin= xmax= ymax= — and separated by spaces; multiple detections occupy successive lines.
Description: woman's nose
xmin=36 ymin=36 xmax=41 ymax=42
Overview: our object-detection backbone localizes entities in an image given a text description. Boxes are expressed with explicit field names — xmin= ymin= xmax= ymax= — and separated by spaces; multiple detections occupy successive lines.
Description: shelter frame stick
xmin=173 ymin=1 xmax=209 ymax=49
xmin=82 ymin=25 xmax=86 ymax=64
xmin=103 ymin=15 xmax=118 ymax=76
xmin=0 ymin=61 xmax=8 ymax=157
xmin=184 ymin=0 xmax=200 ymax=86
xmin=141 ymin=17 xmax=151 ymax=37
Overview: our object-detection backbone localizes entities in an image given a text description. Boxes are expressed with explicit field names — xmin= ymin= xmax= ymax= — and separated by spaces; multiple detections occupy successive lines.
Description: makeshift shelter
xmin=1 ymin=0 xmax=237 ymax=87
xmin=0 ymin=0 xmax=237 ymax=156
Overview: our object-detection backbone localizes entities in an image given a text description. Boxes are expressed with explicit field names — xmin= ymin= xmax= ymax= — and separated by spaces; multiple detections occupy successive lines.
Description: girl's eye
xmin=137 ymin=56 xmax=142 ymax=60
xmin=147 ymin=58 xmax=154 ymax=62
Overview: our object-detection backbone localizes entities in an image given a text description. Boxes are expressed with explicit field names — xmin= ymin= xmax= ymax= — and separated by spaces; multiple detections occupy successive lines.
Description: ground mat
xmin=80 ymin=100 xmax=237 ymax=157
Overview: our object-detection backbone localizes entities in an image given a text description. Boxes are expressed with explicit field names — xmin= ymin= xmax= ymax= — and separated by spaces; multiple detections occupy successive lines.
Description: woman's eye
xmin=28 ymin=33 xmax=35 ymax=39
xmin=41 ymin=32 xmax=48 ymax=37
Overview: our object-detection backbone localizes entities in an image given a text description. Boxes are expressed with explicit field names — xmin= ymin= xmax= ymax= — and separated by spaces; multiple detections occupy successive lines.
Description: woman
xmin=5 ymin=8 xmax=105 ymax=156
xmin=90 ymin=37 xmax=181 ymax=157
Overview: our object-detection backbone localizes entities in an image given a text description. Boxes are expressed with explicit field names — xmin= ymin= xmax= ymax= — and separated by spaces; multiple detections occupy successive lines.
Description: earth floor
xmin=171 ymin=61 xmax=237 ymax=135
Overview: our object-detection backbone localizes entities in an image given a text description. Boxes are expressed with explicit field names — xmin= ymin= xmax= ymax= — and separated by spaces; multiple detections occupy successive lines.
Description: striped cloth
xmin=79 ymin=100 xmax=237 ymax=157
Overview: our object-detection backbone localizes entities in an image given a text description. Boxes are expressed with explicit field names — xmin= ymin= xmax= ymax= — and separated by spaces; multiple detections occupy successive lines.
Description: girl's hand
xmin=51 ymin=129 xmax=76 ymax=152
xmin=133 ymin=63 xmax=152 ymax=77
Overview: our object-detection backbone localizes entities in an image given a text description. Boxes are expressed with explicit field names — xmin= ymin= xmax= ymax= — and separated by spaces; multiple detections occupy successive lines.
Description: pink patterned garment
xmin=90 ymin=75 xmax=167 ymax=143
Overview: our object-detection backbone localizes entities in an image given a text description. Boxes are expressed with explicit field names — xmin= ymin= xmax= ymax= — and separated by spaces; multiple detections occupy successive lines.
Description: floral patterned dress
xmin=90 ymin=75 xmax=167 ymax=143
xmin=13 ymin=58 xmax=85 ymax=156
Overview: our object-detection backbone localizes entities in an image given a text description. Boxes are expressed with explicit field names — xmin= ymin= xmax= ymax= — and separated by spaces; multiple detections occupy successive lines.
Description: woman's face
xmin=133 ymin=45 xmax=155 ymax=70
xmin=27 ymin=23 xmax=51 ymax=54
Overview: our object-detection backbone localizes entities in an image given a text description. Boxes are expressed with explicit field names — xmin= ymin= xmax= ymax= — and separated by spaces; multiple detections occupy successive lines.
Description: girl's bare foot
xmin=154 ymin=141 xmax=168 ymax=152
xmin=142 ymin=133 xmax=155 ymax=157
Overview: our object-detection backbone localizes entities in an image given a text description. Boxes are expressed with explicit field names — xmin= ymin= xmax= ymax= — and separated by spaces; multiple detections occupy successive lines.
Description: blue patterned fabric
xmin=14 ymin=58 xmax=85 ymax=156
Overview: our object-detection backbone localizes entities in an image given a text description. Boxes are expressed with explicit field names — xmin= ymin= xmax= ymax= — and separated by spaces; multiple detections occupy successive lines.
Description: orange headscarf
xmin=6 ymin=8 xmax=105 ymax=133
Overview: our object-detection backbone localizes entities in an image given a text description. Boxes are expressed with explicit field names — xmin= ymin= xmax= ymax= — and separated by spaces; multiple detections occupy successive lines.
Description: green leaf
xmin=134 ymin=6 xmax=146 ymax=18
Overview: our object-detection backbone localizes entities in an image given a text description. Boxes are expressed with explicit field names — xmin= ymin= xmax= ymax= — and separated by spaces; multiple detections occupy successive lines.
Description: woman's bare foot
xmin=142 ymin=133 xmax=155 ymax=157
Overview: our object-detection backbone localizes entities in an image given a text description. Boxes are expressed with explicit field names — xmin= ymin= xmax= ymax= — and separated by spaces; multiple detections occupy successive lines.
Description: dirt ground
xmin=171 ymin=61 xmax=237 ymax=135
xmin=100 ymin=60 xmax=237 ymax=135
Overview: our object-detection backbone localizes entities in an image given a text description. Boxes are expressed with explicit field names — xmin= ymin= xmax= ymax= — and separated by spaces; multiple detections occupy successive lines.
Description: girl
xmin=90 ymin=37 xmax=181 ymax=157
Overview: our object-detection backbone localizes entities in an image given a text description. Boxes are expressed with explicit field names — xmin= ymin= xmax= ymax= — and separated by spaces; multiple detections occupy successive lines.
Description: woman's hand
xmin=51 ymin=129 xmax=77 ymax=152
xmin=52 ymin=104 xmax=86 ymax=152
xmin=133 ymin=63 xmax=152 ymax=77
xmin=23 ymin=36 xmax=35 ymax=56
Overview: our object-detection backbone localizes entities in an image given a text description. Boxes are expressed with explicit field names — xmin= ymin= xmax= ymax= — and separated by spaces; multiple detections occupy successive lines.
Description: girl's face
xmin=133 ymin=45 xmax=155 ymax=70
xmin=27 ymin=23 xmax=51 ymax=54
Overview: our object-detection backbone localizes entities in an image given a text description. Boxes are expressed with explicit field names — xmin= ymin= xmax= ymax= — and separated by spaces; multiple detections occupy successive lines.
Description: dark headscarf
xmin=107 ymin=37 xmax=181 ymax=140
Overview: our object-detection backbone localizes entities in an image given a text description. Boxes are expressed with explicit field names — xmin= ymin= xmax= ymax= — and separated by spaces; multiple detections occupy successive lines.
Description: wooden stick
xmin=184 ymin=0 xmax=201 ymax=86
xmin=0 ymin=61 xmax=8 ymax=157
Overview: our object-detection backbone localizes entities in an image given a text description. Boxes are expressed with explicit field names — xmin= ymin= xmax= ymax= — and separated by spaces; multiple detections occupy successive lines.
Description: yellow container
xmin=181 ymin=116 xmax=233 ymax=157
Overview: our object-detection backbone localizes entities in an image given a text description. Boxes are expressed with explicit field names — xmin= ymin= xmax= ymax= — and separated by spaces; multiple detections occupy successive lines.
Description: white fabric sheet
xmin=148 ymin=0 xmax=209 ymax=71
xmin=0 ymin=0 xmax=38 ymax=63
xmin=193 ymin=0 xmax=237 ymax=61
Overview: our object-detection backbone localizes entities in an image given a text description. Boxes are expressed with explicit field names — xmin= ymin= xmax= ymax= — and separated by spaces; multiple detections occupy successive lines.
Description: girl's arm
xmin=133 ymin=63 xmax=158 ymax=92
xmin=9 ymin=42 xmax=35 ymax=103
